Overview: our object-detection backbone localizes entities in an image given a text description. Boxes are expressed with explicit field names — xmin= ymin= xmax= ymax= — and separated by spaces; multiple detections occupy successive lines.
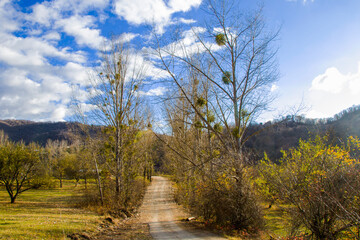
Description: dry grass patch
xmin=0 ymin=181 xmax=101 ymax=240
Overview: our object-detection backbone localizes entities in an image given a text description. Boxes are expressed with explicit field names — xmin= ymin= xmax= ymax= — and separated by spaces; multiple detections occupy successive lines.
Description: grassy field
xmin=0 ymin=180 xmax=102 ymax=240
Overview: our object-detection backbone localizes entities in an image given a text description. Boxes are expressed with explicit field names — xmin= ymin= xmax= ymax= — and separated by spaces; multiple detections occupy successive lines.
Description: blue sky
xmin=0 ymin=0 xmax=359 ymax=122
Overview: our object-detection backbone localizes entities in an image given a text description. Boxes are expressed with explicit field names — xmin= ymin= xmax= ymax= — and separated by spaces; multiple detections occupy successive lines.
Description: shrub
xmin=259 ymin=136 xmax=360 ymax=239
xmin=175 ymin=169 xmax=263 ymax=233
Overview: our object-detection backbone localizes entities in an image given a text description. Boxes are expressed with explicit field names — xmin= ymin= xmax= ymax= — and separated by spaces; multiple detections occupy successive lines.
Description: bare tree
xmin=87 ymin=41 xmax=146 ymax=197
xmin=155 ymin=0 xmax=279 ymax=163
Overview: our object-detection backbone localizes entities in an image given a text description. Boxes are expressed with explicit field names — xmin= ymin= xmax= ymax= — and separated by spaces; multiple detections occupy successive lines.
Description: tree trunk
xmin=84 ymin=176 xmax=87 ymax=190
xmin=59 ymin=173 xmax=63 ymax=188
xmin=115 ymin=125 xmax=122 ymax=197
xmin=93 ymin=154 xmax=104 ymax=205
xmin=75 ymin=178 xmax=79 ymax=187
xmin=143 ymin=166 xmax=147 ymax=182
xmin=148 ymin=167 xmax=152 ymax=182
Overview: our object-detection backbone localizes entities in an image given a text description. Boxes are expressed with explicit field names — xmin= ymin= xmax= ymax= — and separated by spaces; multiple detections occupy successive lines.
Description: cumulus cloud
xmin=310 ymin=65 xmax=360 ymax=95
xmin=307 ymin=63 xmax=360 ymax=118
xmin=0 ymin=68 xmax=72 ymax=121
xmin=0 ymin=59 xmax=93 ymax=121
xmin=0 ymin=33 xmax=87 ymax=66
xmin=62 ymin=62 xmax=90 ymax=85
xmin=160 ymin=26 xmax=221 ymax=58
xmin=29 ymin=0 xmax=109 ymax=23
xmin=29 ymin=3 xmax=59 ymax=27
xmin=113 ymin=0 xmax=202 ymax=33
xmin=168 ymin=0 xmax=201 ymax=12
xmin=125 ymin=51 xmax=169 ymax=80
xmin=0 ymin=0 xmax=21 ymax=32
xmin=117 ymin=32 xmax=140 ymax=43
xmin=56 ymin=15 xmax=105 ymax=48
xmin=310 ymin=67 xmax=348 ymax=94
xmin=28 ymin=0 xmax=108 ymax=49
xmin=43 ymin=32 xmax=61 ymax=41
xmin=138 ymin=86 xmax=168 ymax=96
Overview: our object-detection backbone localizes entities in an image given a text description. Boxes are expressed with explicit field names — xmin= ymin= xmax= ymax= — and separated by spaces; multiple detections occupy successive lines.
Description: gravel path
xmin=139 ymin=176 xmax=225 ymax=240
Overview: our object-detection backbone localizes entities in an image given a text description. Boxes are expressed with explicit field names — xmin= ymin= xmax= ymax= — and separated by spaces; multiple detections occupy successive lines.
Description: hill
xmin=0 ymin=120 xmax=79 ymax=145
xmin=245 ymin=105 xmax=360 ymax=161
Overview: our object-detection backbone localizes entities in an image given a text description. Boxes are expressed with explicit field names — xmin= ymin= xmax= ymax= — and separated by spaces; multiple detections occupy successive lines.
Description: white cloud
xmin=310 ymin=65 xmax=360 ymax=94
xmin=178 ymin=18 xmax=197 ymax=24
xmin=0 ymin=68 xmax=73 ymax=121
xmin=310 ymin=67 xmax=347 ymax=94
xmin=113 ymin=0 xmax=202 ymax=33
xmin=62 ymin=62 xmax=90 ymax=85
xmin=168 ymin=0 xmax=202 ymax=12
xmin=271 ymin=84 xmax=279 ymax=92
xmin=27 ymin=0 xmax=108 ymax=49
xmin=126 ymin=51 xmax=169 ymax=80
xmin=307 ymin=63 xmax=360 ymax=118
xmin=29 ymin=0 xmax=110 ymax=24
xmin=117 ymin=32 xmax=140 ymax=43
xmin=0 ymin=33 xmax=87 ymax=67
xmin=29 ymin=3 xmax=59 ymax=27
xmin=0 ymin=61 xmax=93 ymax=121
xmin=0 ymin=0 xmax=21 ymax=32
xmin=160 ymin=27 xmax=221 ymax=58
xmin=0 ymin=44 xmax=43 ymax=66
xmin=51 ymin=106 xmax=68 ymax=121
xmin=43 ymin=31 xmax=61 ymax=41
xmin=56 ymin=15 xmax=105 ymax=48
xmin=138 ymin=86 xmax=168 ymax=96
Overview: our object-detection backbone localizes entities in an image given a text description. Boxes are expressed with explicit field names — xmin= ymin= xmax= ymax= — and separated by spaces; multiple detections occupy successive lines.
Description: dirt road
xmin=139 ymin=176 xmax=225 ymax=240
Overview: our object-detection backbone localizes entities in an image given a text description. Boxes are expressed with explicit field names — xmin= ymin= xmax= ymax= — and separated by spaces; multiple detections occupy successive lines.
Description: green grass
xmin=0 ymin=180 xmax=102 ymax=239
xmin=263 ymin=204 xmax=292 ymax=238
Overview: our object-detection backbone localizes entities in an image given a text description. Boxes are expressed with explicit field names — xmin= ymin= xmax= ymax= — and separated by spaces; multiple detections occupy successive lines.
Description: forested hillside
xmin=246 ymin=105 xmax=360 ymax=161
xmin=0 ymin=120 xmax=100 ymax=145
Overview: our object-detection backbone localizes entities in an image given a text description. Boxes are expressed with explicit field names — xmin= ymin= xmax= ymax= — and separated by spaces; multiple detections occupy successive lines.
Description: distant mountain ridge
xmin=0 ymin=120 xmax=76 ymax=145
xmin=245 ymin=105 xmax=360 ymax=161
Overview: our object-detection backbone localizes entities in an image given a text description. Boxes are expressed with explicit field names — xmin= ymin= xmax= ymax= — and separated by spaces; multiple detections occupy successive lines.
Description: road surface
xmin=139 ymin=176 xmax=225 ymax=240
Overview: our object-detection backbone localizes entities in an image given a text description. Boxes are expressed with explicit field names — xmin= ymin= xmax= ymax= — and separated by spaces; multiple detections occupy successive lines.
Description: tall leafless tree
xmin=155 ymin=0 xmax=279 ymax=164
xmin=87 ymin=41 xmax=146 ymax=197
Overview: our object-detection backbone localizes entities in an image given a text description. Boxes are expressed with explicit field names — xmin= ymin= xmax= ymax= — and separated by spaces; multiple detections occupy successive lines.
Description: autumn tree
xmin=134 ymin=130 xmax=156 ymax=182
xmin=0 ymin=139 xmax=48 ymax=203
xmin=46 ymin=139 xmax=69 ymax=188
xmin=259 ymin=136 xmax=360 ymax=239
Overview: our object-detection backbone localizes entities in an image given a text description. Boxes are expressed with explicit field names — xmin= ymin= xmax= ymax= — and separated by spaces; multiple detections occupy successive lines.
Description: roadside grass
xmin=0 ymin=180 xmax=102 ymax=240
xmin=183 ymin=203 xmax=294 ymax=240
xmin=263 ymin=204 xmax=292 ymax=238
